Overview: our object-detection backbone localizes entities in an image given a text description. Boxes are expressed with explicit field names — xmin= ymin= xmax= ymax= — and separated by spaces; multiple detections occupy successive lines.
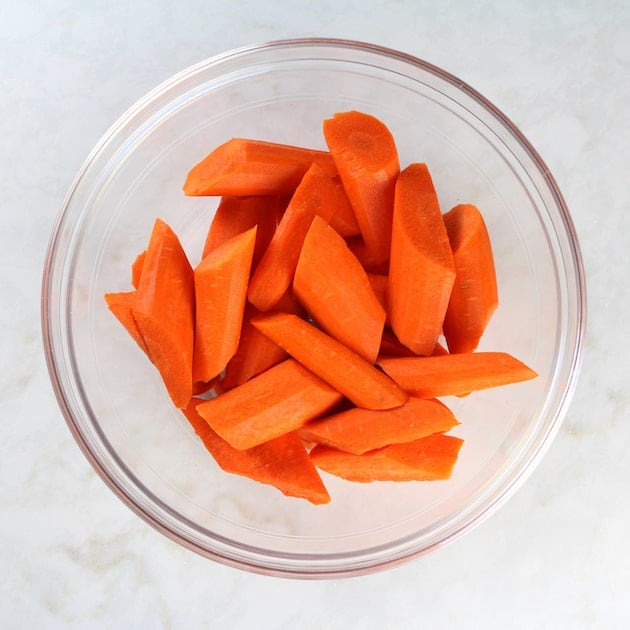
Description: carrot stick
xmin=328 ymin=181 xmax=361 ymax=237
xmin=387 ymin=163 xmax=456 ymax=356
xmin=183 ymin=399 xmax=330 ymax=504
xmin=131 ymin=250 xmax=146 ymax=289
xmin=310 ymin=433 xmax=463 ymax=482
xmin=104 ymin=291 xmax=149 ymax=355
xmin=195 ymin=359 xmax=343 ymax=450
xmin=132 ymin=218 xmax=195 ymax=408
xmin=251 ymin=312 xmax=408 ymax=410
xmin=345 ymin=236 xmax=390 ymax=275
xmin=443 ymin=204 xmax=498 ymax=354
xmin=247 ymin=163 xmax=348 ymax=311
xmin=201 ymin=195 xmax=282 ymax=266
xmin=183 ymin=138 xmax=336 ymax=197
xmin=378 ymin=352 xmax=538 ymax=398
xmin=193 ymin=226 xmax=257 ymax=383
xmin=378 ymin=328 xmax=417 ymax=358
xmin=323 ymin=111 xmax=400 ymax=265
xmin=293 ymin=215 xmax=386 ymax=363
xmin=300 ymin=397 xmax=459 ymax=454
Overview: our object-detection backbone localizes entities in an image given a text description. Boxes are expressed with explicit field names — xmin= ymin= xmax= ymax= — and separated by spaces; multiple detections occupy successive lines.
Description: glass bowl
xmin=42 ymin=39 xmax=586 ymax=578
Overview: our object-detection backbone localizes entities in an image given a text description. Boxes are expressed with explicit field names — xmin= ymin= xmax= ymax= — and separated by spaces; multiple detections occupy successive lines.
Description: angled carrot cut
xmin=251 ymin=312 xmax=408 ymax=410
xmin=310 ymin=433 xmax=464 ymax=482
xmin=443 ymin=203 xmax=498 ymax=354
xmin=324 ymin=111 xmax=400 ymax=264
xmin=300 ymin=397 xmax=459 ymax=454
xmin=195 ymin=359 xmax=343 ymax=450
xmin=183 ymin=137 xmax=335 ymax=197
xmin=104 ymin=291 xmax=149 ymax=355
xmin=183 ymin=399 xmax=330 ymax=504
xmin=247 ymin=163 xmax=349 ymax=311
xmin=293 ymin=215 xmax=386 ymax=363
xmin=193 ymin=226 xmax=257 ymax=383
xmin=131 ymin=250 xmax=146 ymax=289
xmin=378 ymin=352 xmax=538 ymax=398
xmin=388 ymin=163 xmax=456 ymax=356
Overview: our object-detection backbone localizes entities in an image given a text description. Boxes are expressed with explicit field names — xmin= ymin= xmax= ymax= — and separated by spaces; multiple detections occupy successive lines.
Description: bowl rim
xmin=41 ymin=37 xmax=587 ymax=579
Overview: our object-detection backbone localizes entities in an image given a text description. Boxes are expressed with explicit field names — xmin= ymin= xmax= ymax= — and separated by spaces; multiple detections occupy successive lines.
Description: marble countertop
xmin=2 ymin=1 xmax=628 ymax=627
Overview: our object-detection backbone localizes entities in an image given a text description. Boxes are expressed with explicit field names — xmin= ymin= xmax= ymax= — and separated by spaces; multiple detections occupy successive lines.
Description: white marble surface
xmin=2 ymin=1 xmax=628 ymax=627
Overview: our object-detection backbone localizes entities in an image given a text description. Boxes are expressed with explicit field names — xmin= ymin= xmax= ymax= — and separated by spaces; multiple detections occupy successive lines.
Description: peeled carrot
xmin=183 ymin=138 xmax=336 ymax=197
xmin=310 ymin=433 xmax=464 ymax=482
xmin=378 ymin=328 xmax=418 ymax=358
xmin=346 ymin=236 xmax=390 ymax=275
xmin=193 ymin=227 xmax=257 ymax=383
xmin=300 ymin=397 xmax=459 ymax=455
xmin=388 ymin=163 xmax=456 ymax=356
xmin=293 ymin=215 xmax=386 ymax=363
xmin=378 ymin=352 xmax=538 ymax=398
xmin=195 ymin=359 xmax=343 ymax=450
xmin=323 ymin=111 xmax=400 ymax=264
xmin=132 ymin=218 xmax=195 ymax=408
xmin=328 ymin=182 xmax=361 ymax=237
xmin=443 ymin=204 xmax=498 ymax=354
xmin=131 ymin=250 xmax=146 ymax=289
xmin=104 ymin=291 xmax=149 ymax=355
xmin=183 ymin=399 xmax=330 ymax=504
xmin=251 ymin=312 xmax=408 ymax=410
xmin=247 ymin=163 xmax=348 ymax=311
xmin=201 ymin=195 xmax=282 ymax=266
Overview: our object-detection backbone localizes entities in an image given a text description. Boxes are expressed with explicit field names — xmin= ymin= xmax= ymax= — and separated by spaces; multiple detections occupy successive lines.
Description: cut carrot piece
xmin=388 ymin=163 xmax=456 ymax=356
xmin=443 ymin=204 xmax=498 ymax=354
xmin=104 ymin=291 xmax=149 ymax=355
xmin=323 ymin=111 xmax=400 ymax=264
xmin=193 ymin=227 xmax=257 ymax=383
xmin=378 ymin=328 xmax=417 ymax=358
xmin=310 ymin=433 xmax=463 ymax=482
xmin=195 ymin=359 xmax=343 ymax=450
xmin=293 ymin=215 xmax=386 ymax=363
xmin=366 ymin=273 xmax=388 ymax=312
xmin=202 ymin=195 xmax=282 ymax=267
xmin=378 ymin=352 xmax=538 ymax=398
xmin=247 ymin=163 xmax=348 ymax=311
xmin=328 ymin=180 xmax=361 ymax=237
xmin=132 ymin=218 xmax=195 ymax=408
xmin=346 ymin=236 xmax=390 ymax=275
xmin=251 ymin=312 xmax=408 ymax=410
xmin=131 ymin=250 xmax=146 ymax=289
xmin=183 ymin=138 xmax=336 ymax=197
xmin=300 ymin=397 xmax=459 ymax=454
xmin=183 ymin=399 xmax=330 ymax=504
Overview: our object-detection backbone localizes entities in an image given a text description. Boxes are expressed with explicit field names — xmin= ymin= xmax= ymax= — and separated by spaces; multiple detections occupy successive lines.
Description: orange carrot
xmin=193 ymin=227 xmax=257 ymax=383
xmin=183 ymin=138 xmax=336 ymax=197
xmin=132 ymin=218 xmax=195 ymax=408
xmin=251 ymin=312 xmax=408 ymax=410
xmin=247 ymin=163 xmax=348 ymax=311
xmin=323 ymin=111 xmax=400 ymax=264
xmin=378 ymin=328 xmax=417 ymax=358
xmin=387 ymin=163 xmax=456 ymax=356
xmin=378 ymin=352 xmax=538 ymax=398
xmin=443 ymin=204 xmax=498 ymax=354
xmin=300 ymin=397 xmax=459 ymax=454
xmin=346 ymin=236 xmax=390 ymax=275
xmin=328 ymin=181 xmax=361 ymax=237
xmin=195 ymin=359 xmax=343 ymax=450
xmin=201 ymin=195 xmax=282 ymax=267
xmin=310 ymin=433 xmax=463 ymax=482
xmin=293 ymin=215 xmax=386 ymax=363
xmin=131 ymin=250 xmax=146 ymax=289
xmin=104 ymin=291 xmax=149 ymax=355
xmin=183 ymin=399 xmax=330 ymax=504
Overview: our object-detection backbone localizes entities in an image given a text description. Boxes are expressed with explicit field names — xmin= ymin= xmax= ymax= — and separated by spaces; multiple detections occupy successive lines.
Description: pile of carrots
xmin=105 ymin=110 xmax=537 ymax=505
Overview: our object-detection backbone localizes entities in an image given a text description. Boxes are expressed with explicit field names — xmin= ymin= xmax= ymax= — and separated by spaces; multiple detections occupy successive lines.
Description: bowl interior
xmin=44 ymin=40 xmax=584 ymax=576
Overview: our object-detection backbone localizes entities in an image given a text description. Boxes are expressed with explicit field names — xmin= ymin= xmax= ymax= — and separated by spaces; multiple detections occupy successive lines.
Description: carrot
xmin=193 ymin=226 xmax=257 ymax=383
xmin=201 ymin=195 xmax=282 ymax=267
xmin=310 ymin=433 xmax=463 ymax=482
xmin=328 ymin=181 xmax=361 ymax=237
xmin=387 ymin=163 xmax=456 ymax=356
xmin=195 ymin=359 xmax=343 ymax=450
xmin=251 ymin=312 xmax=408 ymax=410
xmin=183 ymin=138 xmax=336 ymax=197
xmin=131 ymin=250 xmax=146 ymax=289
xmin=132 ymin=218 xmax=195 ymax=408
xmin=346 ymin=236 xmax=390 ymax=275
xmin=300 ymin=396 xmax=459 ymax=454
xmin=247 ymin=163 xmax=348 ymax=311
xmin=378 ymin=328 xmax=417 ymax=358
xmin=378 ymin=352 xmax=538 ymax=398
xmin=323 ymin=111 xmax=400 ymax=265
xmin=293 ymin=215 xmax=386 ymax=363
xmin=443 ymin=204 xmax=498 ymax=354
xmin=104 ymin=291 xmax=149 ymax=355
xmin=183 ymin=399 xmax=330 ymax=504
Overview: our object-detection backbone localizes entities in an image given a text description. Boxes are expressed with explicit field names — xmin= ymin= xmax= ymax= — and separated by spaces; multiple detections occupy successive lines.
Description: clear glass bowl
xmin=42 ymin=39 xmax=586 ymax=578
